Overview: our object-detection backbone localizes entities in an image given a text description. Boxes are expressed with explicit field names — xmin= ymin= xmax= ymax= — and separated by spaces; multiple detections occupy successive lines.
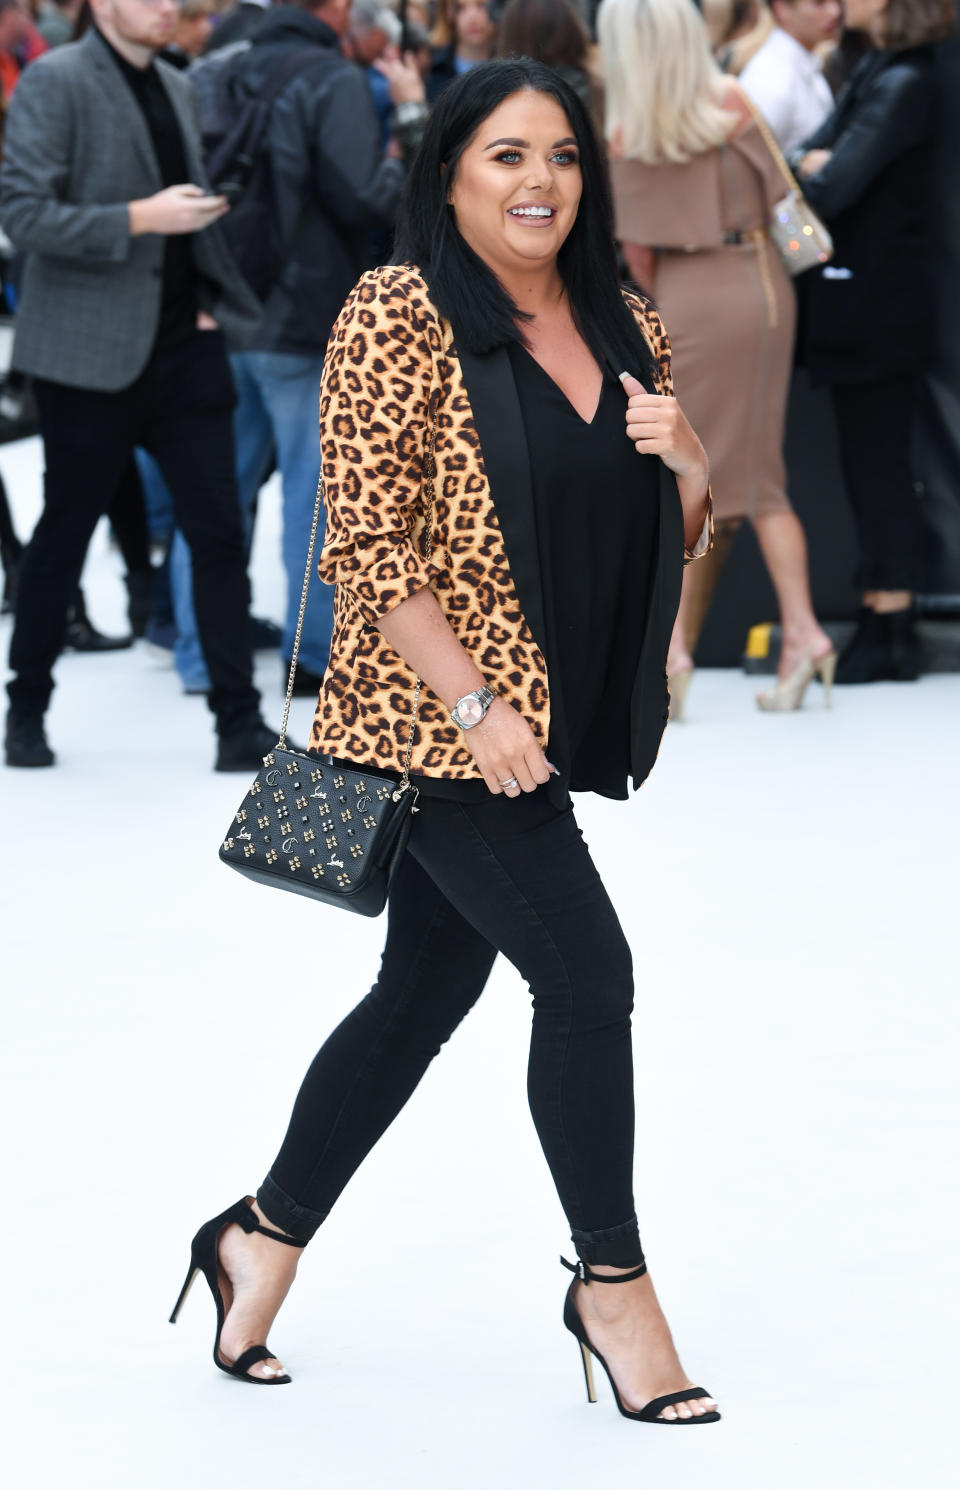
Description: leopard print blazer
xmin=311 ymin=263 xmax=712 ymax=783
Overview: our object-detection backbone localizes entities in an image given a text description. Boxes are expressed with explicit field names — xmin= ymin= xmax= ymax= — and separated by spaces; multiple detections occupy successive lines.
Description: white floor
xmin=1 ymin=436 xmax=956 ymax=1490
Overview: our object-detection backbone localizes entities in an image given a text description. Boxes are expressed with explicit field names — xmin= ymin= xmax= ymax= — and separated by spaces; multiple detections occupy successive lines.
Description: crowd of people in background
xmin=0 ymin=0 xmax=955 ymax=767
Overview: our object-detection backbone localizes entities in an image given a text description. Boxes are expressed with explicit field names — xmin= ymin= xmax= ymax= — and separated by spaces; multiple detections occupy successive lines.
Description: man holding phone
xmin=1 ymin=0 xmax=277 ymax=771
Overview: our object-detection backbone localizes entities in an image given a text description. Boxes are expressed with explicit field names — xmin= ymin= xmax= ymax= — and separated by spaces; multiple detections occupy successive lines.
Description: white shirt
xmin=739 ymin=27 xmax=834 ymax=157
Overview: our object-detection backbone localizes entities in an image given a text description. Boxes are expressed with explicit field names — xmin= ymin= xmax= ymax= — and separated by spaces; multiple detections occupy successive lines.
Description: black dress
xmin=509 ymin=344 xmax=660 ymax=800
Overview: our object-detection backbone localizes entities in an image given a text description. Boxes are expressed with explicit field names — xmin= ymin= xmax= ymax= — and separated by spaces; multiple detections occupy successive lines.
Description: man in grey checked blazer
xmin=1 ymin=0 xmax=285 ymax=771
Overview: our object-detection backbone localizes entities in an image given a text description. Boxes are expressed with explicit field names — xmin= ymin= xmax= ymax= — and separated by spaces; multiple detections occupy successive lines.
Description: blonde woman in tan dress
xmin=600 ymin=0 xmax=835 ymax=714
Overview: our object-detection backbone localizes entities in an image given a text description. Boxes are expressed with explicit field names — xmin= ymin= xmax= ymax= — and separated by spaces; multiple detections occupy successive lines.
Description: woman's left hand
xmin=620 ymin=372 xmax=707 ymax=484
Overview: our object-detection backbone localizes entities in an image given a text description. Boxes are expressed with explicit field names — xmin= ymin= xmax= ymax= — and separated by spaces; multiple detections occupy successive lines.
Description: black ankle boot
xmin=64 ymin=590 xmax=134 ymax=652
xmin=4 ymin=709 xmax=55 ymax=768
xmin=881 ymin=608 xmax=922 ymax=680
xmin=836 ymin=606 xmax=921 ymax=684
xmin=124 ymin=568 xmax=155 ymax=639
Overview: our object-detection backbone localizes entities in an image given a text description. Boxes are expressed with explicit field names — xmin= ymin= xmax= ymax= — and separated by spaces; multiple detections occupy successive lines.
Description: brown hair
xmin=883 ymin=0 xmax=956 ymax=50
xmin=496 ymin=0 xmax=590 ymax=69
xmin=430 ymin=0 xmax=456 ymax=48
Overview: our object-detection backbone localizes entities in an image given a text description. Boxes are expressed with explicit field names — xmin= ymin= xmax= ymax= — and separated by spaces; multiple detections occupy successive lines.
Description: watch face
xmin=458 ymin=695 xmax=484 ymax=727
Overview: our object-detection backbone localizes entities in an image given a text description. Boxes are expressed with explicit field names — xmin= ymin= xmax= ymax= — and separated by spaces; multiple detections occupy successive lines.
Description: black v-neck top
xmin=339 ymin=344 xmax=660 ymax=803
xmin=508 ymin=343 xmax=660 ymax=799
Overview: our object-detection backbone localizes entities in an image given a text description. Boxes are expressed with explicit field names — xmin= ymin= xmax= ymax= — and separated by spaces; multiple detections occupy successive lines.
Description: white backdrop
xmin=1 ymin=436 xmax=955 ymax=1490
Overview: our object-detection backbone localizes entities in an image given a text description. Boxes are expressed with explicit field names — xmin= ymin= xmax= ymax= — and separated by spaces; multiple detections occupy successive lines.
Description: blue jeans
xmin=169 ymin=350 xmax=331 ymax=690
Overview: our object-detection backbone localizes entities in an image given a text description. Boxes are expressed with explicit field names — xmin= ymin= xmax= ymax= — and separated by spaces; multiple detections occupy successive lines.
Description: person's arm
xmin=621 ymin=242 xmax=656 ymax=294
xmin=0 ymin=61 xmax=228 ymax=258
xmin=0 ymin=61 xmax=132 ymax=260
xmin=375 ymin=51 xmax=430 ymax=171
xmin=311 ymin=65 xmax=405 ymax=232
xmin=318 ymin=275 xmax=553 ymax=796
xmin=621 ymin=303 xmax=713 ymax=560
xmin=797 ymin=64 xmax=933 ymax=219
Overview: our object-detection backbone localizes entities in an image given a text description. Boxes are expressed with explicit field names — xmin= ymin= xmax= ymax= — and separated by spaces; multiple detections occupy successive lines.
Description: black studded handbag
xmin=218 ymin=423 xmax=437 ymax=917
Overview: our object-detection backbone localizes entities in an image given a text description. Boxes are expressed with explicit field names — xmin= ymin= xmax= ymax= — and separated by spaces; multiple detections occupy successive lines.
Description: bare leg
xmin=866 ymin=588 xmax=912 ymax=613
xmin=668 ymin=518 xmax=743 ymax=674
xmin=752 ymin=511 xmax=833 ymax=679
xmin=216 ymin=1198 xmax=301 ymax=1380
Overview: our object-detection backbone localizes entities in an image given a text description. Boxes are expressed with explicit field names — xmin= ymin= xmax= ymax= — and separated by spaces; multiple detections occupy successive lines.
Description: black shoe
xmin=283 ymin=660 xmax=325 ymax=698
xmin=836 ymin=606 xmax=921 ymax=684
xmin=215 ymin=719 xmax=298 ymax=773
xmin=64 ymin=590 xmax=133 ymax=653
xmin=169 ymin=1196 xmax=306 ymax=1384
xmin=5 ymin=709 xmax=55 ymax=768
xmin=251 ymin=616 xmax=283 ymax=651
xmin=124 ymin=568 xmax=155 ymax=639
xmin=560 ymin=1257 xmax=720 ymax=1424
xmin=1 ymin=540 xmax=22 ymax=616
xmin=883 ymin=608 xmax=923 ymax=680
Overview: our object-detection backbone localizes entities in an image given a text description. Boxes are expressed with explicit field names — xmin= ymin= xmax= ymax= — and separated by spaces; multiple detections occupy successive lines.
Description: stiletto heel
xmin=560 ymin=1257 xmax=720 ymax=1425
xmin=169 ymin=1262 xmax=200 ymax=1324
xmin=817 ymin=649 xmax=837 ymax=708
xmin=169 ymin=1196 xmax=307 ymax=1384
xmin=578 ymin=1338 xmax=598 ymax=1403
xmin=756 ymin=647 xmax=837 ymax=712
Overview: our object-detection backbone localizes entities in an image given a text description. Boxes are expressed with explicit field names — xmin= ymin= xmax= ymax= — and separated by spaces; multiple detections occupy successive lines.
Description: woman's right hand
xmin=464 ymin=698 xmax=555 ymax=797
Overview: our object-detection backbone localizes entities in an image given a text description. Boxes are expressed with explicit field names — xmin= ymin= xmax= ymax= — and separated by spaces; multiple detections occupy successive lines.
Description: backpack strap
xmin=254 ymin=46 xmax=331 ymax=107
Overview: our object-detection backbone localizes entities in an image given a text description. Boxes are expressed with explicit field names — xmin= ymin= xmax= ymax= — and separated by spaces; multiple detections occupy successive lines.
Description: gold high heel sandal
xmin=756 ymin=649 xmax=837 ymax=712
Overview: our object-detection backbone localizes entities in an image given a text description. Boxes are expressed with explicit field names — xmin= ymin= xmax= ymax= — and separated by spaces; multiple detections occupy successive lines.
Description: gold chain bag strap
xmin=218 ymin=416 xmax=438 ymax=917
xmin=741 ymin=92 xmax=834 ymax=277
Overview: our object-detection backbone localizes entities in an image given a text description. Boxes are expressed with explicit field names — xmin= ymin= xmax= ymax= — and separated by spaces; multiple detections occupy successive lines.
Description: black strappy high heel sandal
xmin=169 ymin=1196 xmax=307 ymax=1385
xmin=561 ymin=1257 xmax=721 ymax=1424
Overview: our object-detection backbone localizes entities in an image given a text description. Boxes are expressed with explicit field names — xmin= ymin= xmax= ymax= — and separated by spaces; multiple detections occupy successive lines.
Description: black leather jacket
xmin=796 ymin=47 xmax=938 ymax=383
xmin=228 ymin=8 xmax=403 ymax=354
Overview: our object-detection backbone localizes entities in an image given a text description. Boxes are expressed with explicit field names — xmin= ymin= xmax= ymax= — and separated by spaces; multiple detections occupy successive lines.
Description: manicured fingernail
xmin=618 ymin=371 xmax=631 ymax=384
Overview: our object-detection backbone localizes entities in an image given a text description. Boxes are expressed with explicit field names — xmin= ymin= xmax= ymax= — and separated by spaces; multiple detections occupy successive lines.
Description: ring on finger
xmin=499 ymin=777 xmax=519 ymax=790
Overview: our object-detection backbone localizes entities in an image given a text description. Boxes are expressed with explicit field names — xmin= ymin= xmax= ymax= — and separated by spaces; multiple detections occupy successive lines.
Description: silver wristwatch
xmin=450 ymin=685 xmax=497 ymax=730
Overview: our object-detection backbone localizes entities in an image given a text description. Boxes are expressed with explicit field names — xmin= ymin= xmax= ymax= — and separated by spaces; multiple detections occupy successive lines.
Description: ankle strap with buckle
xmin=234 ymin=1199 xmax=308 ymax=1248
xmin=561 ymin=1255 xmax=647 ymax=1284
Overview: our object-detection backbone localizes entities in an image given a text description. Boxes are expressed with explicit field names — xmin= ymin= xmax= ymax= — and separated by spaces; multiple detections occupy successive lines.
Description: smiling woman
xmin=177 ymin=61 xmax=721 ymax=1429
xmin=395 ymin=61 xmax=660 ymax=380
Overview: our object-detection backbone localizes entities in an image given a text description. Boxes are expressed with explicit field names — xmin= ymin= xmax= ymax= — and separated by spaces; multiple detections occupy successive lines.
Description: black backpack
xmin=197 ymin=47 xmax=323 ymax=301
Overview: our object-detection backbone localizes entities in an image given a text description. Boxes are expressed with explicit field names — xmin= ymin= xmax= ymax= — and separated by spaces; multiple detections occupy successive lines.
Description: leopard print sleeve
xmin=623 ymin=288 xmax=714 ymax=563
xmin=318 ymin=268 xmax=447 ymax=625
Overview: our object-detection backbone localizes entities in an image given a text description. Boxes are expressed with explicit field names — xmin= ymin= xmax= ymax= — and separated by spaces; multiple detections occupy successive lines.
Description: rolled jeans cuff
xmin=570 ymin=1216 xmax=645 ymax=1268
xmin=257 ymin=1174 xmax=327 ymax=1245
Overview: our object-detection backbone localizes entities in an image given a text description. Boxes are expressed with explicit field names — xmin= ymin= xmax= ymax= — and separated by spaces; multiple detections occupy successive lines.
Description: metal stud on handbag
xmin=745 ymin=95 xmax=833 ymax=277
xmin=218 ymin=422 xmax=437 ymax=917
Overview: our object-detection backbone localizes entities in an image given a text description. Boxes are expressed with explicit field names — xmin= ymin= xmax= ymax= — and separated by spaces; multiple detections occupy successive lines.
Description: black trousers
xmin=831 ymin=375 xmax=925 ymax=592
xmin=7 ymin=331 xmax=260 ymax=732
xmin=257 ymin=791 xmax=646 ymax=1268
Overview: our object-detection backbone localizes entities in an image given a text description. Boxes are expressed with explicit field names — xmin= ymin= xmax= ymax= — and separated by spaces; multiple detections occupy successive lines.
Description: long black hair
xmin=393 ymin=59 xmax=656 ymax=384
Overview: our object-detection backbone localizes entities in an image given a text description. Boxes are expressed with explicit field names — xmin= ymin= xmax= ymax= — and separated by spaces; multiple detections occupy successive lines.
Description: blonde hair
xmin=599 ymin=0 xmax=735 ymax=164
xmin=723 ymin=0 xmax=773 ymax=75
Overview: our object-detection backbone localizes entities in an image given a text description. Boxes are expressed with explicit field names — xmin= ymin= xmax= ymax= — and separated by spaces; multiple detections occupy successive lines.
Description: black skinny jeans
xmin=7 ymin=330 xmax=260 ymax=733
xmin=258 ymin=790 xmax=645 ymax=1268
